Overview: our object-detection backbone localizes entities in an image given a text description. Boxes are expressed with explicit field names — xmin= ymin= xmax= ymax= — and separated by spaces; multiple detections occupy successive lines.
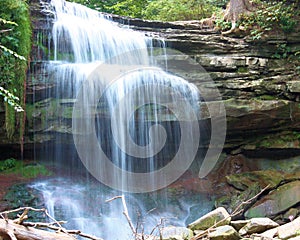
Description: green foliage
xmin=143 ymin=0 xmax=219 ymax=21
xmin=0 ymin=86 xmax=23 ymax=112
xmin=106 ymin=0 xmax=147 ymax=18
xmin=258 ymin=131 xmax=300 ymax=148
xmin=0 ymin=158 xmax=17 ymax=171
xmin=20 ymin=164 xmax=52 ymax=178
xmin=0 ymin=0 xmax=31 ymax=140
xmin=69 ymin=0 xmax=111 ymax=11
xmin=70 ymin=0 xmax=225 ymax=21
xmin=215 ymin=9 xmax=232 ymax=30
xmin=0 ymin=159 xmax=53 ymax=178
xmin=241 ymin=1 xmax=298 ymax=40
xmin=0 ymin=45 xmax=26 ymax=61
xmin=70 ymin=0 xmax=148 ymax=17
xmin=0 ymin=18 xmax=18 ymax=26
xmin=272 ymin=43 xmax=292 ymax=59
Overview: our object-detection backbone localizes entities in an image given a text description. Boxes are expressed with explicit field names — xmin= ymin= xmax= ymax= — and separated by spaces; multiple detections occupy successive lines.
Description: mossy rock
xmin=215 ymin=183 xmax=261 ymax=216
xmin=3 ymin=184 xmax=36 ymax=210
xmin=226 ymin=170 xmax=284 ymax=191
xmin=245 ymin=181 xmax=300 ymax=218
xmin=3 ymin=183 xmax=46 ymax=222
xmin=255 ymin=131 xmax=300 ymax=149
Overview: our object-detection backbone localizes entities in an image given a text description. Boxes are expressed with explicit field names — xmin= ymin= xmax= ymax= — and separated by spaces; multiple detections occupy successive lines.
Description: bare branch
xmin=0 ymin=29 xmax=13 ymax=33
xmin=106 ymin=195 xmax=136 ymax=235
xmin=13 ymin=208 xmax=28 ymax=224
xmin=105 ymin=195 xmax=123 ymax=203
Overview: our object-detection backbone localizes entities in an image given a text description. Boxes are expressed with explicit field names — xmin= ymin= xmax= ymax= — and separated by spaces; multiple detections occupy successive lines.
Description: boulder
xmin=260 ymin=227 xmax=278 ymax=238
xmin=231 ymin=220 xmax=250 ymax=231
xmin=160 ymin=226 xmax=193 ymax=240
xmin=283 ymin=208 xmax=299 ymax=222
xmin=277 ymin=216 xmax=300 ymax=239
xmin=208 ymin=225 xmax=240 ymax=240
xmin=187 ymin=207 xmax=231 ymax=231
xmin=287 ymin=81 xmax=300 ymax=93
xmin=289 ymin=237 xmax=300 ymax=240
xmin=245 ymin=181 xmax=300 ymax=218
xmin=239 ymin=218 xmax=279 ymax=235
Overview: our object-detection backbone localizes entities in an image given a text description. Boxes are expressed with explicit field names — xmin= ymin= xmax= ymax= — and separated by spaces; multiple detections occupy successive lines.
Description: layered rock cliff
xmin=2 ymin=0 xmax=300 ymax=165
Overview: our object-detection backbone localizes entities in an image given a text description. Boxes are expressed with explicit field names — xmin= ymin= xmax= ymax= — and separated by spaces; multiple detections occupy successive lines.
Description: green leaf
xmin=0 ymin=45 xmax=26 ymax=61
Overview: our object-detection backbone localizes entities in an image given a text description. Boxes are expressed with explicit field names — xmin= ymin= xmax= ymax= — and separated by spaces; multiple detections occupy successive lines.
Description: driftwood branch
xmin=23 ymin=222 xmax=102 ymax=240
xmin=0 ymin=207 xmax=103 ymax=240
xmin=191 ymin=184 xmax=270 ymax=240
xmin=0 ymin=219 xmax=75 ymax=240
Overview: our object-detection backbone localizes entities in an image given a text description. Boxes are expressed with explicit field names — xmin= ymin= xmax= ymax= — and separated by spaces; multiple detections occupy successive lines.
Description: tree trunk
xmin=0 ymin=219 xmax=75 ymax=240
xmin=222 ymin=0 xmax=254 ymax=34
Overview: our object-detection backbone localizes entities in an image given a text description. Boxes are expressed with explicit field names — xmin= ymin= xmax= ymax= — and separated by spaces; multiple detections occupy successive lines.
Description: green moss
xmin=0 ymin=158 xmax=17 ymax=171
xmin=62 ymin=107 xmax=74 ymax=119
xmin=237 ymin=66 xmax=248 ymax=73
xmin=0 ymin=0 xmax=32 ymax=142
xmin=19 ymin=164 xmax=52 ymax=178
xmin=257 ymin=131 xmax=300 ymax=148
xmin=2 ymin=160 xmax=53 ymax=178
xmin=257 ymin=95 xmax=277 ymax=100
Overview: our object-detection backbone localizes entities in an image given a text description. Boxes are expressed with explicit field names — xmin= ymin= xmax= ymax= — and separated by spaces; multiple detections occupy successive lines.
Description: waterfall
xmin=30 ymin=0 xmax=213 ymax=239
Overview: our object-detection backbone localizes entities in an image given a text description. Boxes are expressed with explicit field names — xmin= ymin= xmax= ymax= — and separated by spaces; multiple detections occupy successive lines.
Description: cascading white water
xmin=31 ymin=0 xmax=213 ymax=239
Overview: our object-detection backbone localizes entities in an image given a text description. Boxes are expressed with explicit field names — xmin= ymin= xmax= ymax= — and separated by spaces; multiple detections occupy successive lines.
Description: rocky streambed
xmin=0 ymin=162 xmax=299 ymax=240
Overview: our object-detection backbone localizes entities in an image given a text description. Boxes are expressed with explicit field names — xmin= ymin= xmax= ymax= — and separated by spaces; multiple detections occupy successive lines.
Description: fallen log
xmin=0 ymin=218 xmax=75 ymax=240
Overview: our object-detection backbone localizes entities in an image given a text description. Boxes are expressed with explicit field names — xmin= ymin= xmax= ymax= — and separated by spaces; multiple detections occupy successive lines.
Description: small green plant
xmin=143 ymin=0 xmax=219 ymax=21
xmin=241 ymin=1 xmax=298 ymax=40
xmin=272 ymin=43 xmax=292 ymax=59
xmin=0 ymin=159 xmax=52 ymax=178
xmin=20 ymin=164 xmax=52 ymax=178
xmin=0 ymin=158 xmax=17 ymax=171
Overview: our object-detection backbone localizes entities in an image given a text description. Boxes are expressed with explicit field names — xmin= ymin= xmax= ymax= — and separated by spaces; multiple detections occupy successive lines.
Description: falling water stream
xmin=30 ymin=0 xmax=214 ymax=238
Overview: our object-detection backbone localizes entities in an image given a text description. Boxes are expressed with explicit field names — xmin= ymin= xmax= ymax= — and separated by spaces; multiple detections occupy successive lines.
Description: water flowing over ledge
xmin=27 ymin=0 xmax=212 ymax=239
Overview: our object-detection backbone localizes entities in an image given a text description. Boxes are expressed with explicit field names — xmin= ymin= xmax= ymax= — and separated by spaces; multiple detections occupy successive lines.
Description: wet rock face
xmin=24 ymin=0 xmax=300 ymax=158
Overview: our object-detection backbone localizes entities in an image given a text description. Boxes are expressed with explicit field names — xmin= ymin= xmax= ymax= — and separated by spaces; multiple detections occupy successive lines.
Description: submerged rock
xmin=187 ymin=207 xmax=231 ymax=231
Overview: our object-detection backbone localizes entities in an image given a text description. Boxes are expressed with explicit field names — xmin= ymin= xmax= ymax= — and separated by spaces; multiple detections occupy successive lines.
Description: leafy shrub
xmin=0 ymin=158 xmax=17 ymax=171
xmin=0 ymin=0 xmax=31 ymax=140
xmin=241 ymin=1 xmax=298 ymax=39
xmin=143 ymin=0 xmax=219 ymax=21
